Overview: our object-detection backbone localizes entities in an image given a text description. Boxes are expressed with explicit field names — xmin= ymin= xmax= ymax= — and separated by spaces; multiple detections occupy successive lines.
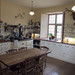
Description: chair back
xmin=0 ymin=63 xmax=2 ymax=75
xmin=19 ymin=47 xmax=27 ymax=51
xmin=23 ymin=57 xmax=35 ymax=75
xmin=35 ymin=54 xmax=45 ymax=74
xmin=24 ymin=57 xmax=35 ymax=69
xmin=40 ymin=46 xmax=49 ymax=51
xmin=37 ymin=54 xmax=46 ymax=65
xmin=6 ymin=49 xmax=17 ymax=54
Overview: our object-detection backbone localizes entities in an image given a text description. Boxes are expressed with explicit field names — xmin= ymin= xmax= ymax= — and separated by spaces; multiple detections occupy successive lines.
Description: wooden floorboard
xmin=44 ymin=57 xmax=75 ymax=75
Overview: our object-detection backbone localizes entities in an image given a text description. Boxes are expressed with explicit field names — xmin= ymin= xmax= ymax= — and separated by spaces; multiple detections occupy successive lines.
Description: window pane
xmin=56 ymin=26 xmax=62 ymax=42
xmin=49 ymin=25 xmax=55 ymax=36
xmin=56 ymin=14 xmax=63 ymax=24
xmin=49 ymin=15 xmax=55 ymax=24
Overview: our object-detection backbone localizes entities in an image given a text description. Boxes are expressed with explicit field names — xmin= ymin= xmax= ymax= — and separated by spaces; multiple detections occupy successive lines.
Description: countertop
xmin=0 ymin=40 xmax=10 ymax=43
xmin=0 ymin=39 xmax=32 ymax=43
xmin=33 ymin=38 xmax=75 ymax=46
xmin=0 ymin=38 xmax=75 ymax=46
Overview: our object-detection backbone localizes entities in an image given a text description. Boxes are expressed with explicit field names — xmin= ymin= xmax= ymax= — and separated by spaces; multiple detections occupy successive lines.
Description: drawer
xmin=27 ymin=40 xmax=33 ymax=44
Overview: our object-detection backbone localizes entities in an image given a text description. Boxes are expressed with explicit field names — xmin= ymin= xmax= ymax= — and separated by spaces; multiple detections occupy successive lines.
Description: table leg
xmin=0 ymin=63 xmax=3 ymax=75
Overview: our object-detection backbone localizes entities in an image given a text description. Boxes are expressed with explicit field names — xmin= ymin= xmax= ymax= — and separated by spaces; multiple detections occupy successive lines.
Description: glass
xmin=49 ymin=15 xmax=55 ymax=24
xmin=56 ymin=14 xmax=63 ymax=24
xmin=49 ymin=25 xmax=55 ymax=36
xmin=56 ymin=26 xmax=62 ymax=41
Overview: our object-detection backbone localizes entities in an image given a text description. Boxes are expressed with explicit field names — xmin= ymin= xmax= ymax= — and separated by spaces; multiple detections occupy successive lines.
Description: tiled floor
xmin=3 ymin=57 xmax=75 ymax=75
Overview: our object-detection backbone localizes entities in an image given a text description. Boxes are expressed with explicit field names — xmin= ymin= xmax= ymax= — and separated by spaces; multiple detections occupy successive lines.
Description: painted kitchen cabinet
xmin=0 ymin=42 xmax=11 ymax=55
xmin=18 ymin=41 xmax=27 ymax=49
xmin=0 ymin=40 xmax=33 ymax=55
xmin=40 ymin=40 xmax=75 ymax=64
xmin=11 ymin=40 xmax=33 ymax=50
xmin=0 ymin=42 xmax=11 ymax=69
xmin=18 ymin=40 xmax=33 ymax=49
xmin=27 ymin=40 xmax=33 ymax=49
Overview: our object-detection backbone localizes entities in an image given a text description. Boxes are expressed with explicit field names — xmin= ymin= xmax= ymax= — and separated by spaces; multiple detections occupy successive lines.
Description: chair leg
xmin=0 ymin=64 xmax=3 ymax=75
xmin=44 ymin=55 xmax=47 ymax=69
xmin=26 ymin=47 xmax=27 ymax=50
xmin=44 ymin=59 xmax=46 ymax=69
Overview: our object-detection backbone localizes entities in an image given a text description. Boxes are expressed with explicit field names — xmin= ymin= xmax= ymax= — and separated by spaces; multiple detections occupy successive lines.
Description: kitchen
xmin=0 ymin=0 xmax=75 ymax=75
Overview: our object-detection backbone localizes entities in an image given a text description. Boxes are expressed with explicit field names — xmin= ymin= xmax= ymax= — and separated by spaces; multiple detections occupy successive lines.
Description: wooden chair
xmin=23 ymin=57 xmax=35 ymax=75
xmin=6 ymin=49 xmax=23 ymax=75
xmin=40 ymin=46 xmax=50 ymax=68
xmin=18 ymin=47 xmax=27 ymax=51
xmin=6 ymin=49 xmax=17 ymax=54
xmin=9 ymin=62 xmax=24 ymax=75
xmin=0 ymin=63 xmax=3 ymax=75
xmin=40 ymin=46 xmax=49 ymax=53
xmin=35 ymin=54 xmax=45 ymax=75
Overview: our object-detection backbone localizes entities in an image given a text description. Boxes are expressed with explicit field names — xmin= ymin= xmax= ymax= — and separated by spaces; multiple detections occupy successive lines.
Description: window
xmin=48 ymin=13 xmax=64 ymax=42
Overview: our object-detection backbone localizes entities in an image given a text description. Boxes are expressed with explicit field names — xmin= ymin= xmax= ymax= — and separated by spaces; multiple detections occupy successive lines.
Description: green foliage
xmin=49 ymin=33 xmax=53 ymax=37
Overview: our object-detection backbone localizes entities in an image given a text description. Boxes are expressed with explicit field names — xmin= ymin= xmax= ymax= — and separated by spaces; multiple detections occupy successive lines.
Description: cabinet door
xmin=27 ymin=40 xmax=33 ymax=49
xmin=48 ymin=43 xmax=65 ymax=59
xmin=3 ymin=42 xmax=11 ymax=51
xmin=40 ymin=41 xmax=52 ymax=55
xmin=41 ymin=41 xmax=65 ymax=60
xmin=41 ymin=40 xmax=75 ymax=64
xmin=0 ymin=42 xmax=11 ymax=55
xmin=3 ymin=42 xmax=11 ymax=54
xmin=18 ymin=41 xmax=27 ymax=48
xmin=40 ymin=41 xmax=47 ymax=46
xmin=62 ymin=45 xmax=75 ymax=64
xmin=0 ymin=43 xmax=4 ymax=55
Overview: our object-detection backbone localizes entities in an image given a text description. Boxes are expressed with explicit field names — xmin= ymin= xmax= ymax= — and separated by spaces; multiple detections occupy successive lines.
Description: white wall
xmin=1 ymin=0 xmax=33 ymax=25
xmin=33 ymin=3 xmax=75 ymax=39
xmin=40 ymin=14 xmax=48 ymax=38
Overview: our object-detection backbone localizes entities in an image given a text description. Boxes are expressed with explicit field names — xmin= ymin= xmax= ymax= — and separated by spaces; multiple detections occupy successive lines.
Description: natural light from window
xmin=48 ymin=13 xmax=64 ymax=42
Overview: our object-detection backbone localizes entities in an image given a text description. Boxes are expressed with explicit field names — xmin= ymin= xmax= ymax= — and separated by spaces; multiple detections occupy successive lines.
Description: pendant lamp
xmin=29 ymin=1 xmax=35 ymax=16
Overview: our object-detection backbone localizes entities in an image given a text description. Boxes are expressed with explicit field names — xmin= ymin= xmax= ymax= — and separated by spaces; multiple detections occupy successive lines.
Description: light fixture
xmin=72 ymin=6 xmax=75 ymax=11
xmin=29 ymin=1 xmax=35 ymax=16
xmin=66 ymin=6 xmax=75 ymax=20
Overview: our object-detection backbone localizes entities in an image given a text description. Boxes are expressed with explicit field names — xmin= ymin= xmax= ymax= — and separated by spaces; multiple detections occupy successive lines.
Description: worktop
xmin=0 ymin=39 xmax=32 ymax=43
xmin=0 ymin=40 xmax=10 ymax=43
xmin=33 ymin=38 xmax=75 ymax=46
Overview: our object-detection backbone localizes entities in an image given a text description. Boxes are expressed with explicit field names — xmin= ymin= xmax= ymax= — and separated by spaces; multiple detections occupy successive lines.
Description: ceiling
xmin=4 ymin=0 xmax=75 ymax=9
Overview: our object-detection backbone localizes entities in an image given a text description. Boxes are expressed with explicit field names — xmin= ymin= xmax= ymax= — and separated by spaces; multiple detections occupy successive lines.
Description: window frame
xmin=48 ymin=12 xmax=65 ymax=42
